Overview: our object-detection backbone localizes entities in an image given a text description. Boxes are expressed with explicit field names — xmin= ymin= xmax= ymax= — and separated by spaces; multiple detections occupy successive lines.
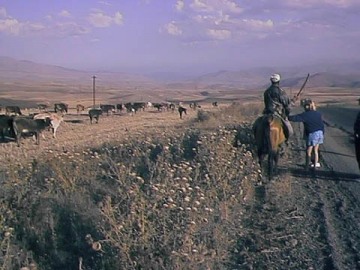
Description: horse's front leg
xmin=258 ymin=150 xmax=265 ymax=169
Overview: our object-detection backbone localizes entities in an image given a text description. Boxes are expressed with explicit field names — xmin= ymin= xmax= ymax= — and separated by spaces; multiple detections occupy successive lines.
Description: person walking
xmin=288 ymin=100 xmax=325 ymax=169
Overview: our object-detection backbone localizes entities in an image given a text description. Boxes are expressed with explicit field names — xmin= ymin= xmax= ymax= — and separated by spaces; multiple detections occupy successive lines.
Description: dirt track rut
xmin=238 ymin=109 xmax=360 ymax=269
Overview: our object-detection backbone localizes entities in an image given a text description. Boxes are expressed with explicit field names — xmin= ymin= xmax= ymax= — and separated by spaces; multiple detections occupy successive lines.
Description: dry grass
xmin=0 ymin=102 xmax=269 ymax=270
xmin=0 ymin=84 xmax=357 ymax=269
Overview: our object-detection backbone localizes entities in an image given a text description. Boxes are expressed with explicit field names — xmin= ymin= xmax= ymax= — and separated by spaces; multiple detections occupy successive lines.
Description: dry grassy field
xmin=0 ymin=84 xmax=359 ymax=270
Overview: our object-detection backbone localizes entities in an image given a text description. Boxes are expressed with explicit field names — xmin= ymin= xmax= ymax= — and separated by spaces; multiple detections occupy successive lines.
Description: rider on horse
xmin=262 ymin=73 xmax=293 ymax=140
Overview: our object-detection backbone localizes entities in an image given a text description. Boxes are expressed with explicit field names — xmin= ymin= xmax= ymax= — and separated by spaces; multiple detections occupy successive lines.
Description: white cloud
xmin=164 ymin=21 xmax=183 ymax=36
xmin=0 ymin=18 xmax=21 ymax=35
xmin=242 ymin=19 xmax=274 ymax=30
xmin=0 ymin=18 xmax=46 ymax=36
xmin=221 ymin=0 xmax=244 ymax=13
xmin=190 ymin=0 xmax=213 ymax=12
xmin=54 ymin=22 xmax=89 ymax=37
xmin=206 ymin=28 xmax=231 ymax=39
xmin=88 ymin=11 xmax=123 ymax=27
xmin=114 ymin=12 xmax=123 ymax=25
xmin=88 ymin=12 xmax=113 ymax=27
xmin=176 ymin=0 xmax=185 ymax=11
xmin=59 ymin=10 xmax=71 ymax=18
xmin=190 ymin=0 xmax=243 ymax=13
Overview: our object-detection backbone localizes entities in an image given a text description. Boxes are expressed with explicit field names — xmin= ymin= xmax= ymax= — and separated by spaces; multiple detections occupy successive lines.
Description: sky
xmin=0 ymin=0 xmax=359 ymax=75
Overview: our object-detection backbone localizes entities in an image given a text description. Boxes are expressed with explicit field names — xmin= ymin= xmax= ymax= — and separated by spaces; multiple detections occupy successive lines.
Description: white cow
xmin=33 ymin=112 xmax=64 ymax=138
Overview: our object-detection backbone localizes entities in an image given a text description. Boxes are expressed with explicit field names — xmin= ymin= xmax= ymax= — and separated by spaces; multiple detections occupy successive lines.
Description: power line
xmin=92 ymin=75 xmax=96 ymax=108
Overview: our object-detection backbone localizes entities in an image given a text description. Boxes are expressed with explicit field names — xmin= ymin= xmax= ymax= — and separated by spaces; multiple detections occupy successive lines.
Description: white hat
xmin=270 ymin=73 xmax=281 ymax=83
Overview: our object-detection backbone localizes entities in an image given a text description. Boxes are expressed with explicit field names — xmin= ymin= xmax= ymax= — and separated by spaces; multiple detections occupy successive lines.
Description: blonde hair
xmin=310 ymin=101 xmax=316 ymax=111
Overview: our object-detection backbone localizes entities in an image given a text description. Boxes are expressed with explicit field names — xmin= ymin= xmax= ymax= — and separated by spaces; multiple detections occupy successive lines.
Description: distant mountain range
xmin=1 ymin=56 xmax=360 ymax=89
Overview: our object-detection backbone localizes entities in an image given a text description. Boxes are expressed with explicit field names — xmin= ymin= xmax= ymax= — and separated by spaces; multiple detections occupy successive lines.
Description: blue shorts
xmin=307 ymin=130 xmax=324 ymax=146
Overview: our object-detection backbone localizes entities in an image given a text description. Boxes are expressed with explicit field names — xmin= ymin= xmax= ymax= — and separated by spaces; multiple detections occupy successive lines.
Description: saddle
xmin=253 ymin=112 xmax=292 ymax=141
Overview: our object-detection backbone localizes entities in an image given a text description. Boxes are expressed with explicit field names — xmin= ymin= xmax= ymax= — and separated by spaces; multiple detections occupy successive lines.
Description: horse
xmin=253 ymin=114 xmax=286 ymax=179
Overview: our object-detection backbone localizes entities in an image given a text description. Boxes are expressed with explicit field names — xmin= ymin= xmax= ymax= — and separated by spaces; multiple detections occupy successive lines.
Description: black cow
xmin=132 ymin=102 xmax=146 ymax=112
xmin=89 ymin=109 xmax=103 ymax=124
xmin=54 ymin=103 xmax=68 ymax=113
xmin=100 ymin=104 xmax=115 ymax=116
xmin=37 ymin=104 xmax=49 ymax=111
xmin=212 ymin=101 xmax=218 ymax=107
xmin=124 ymin=102 xmax=132 ymax=112
xmin=152 ymin=103 xmax=164 ymax=111
xmin=12 ymin=117 xmax=52 ymax=146
xmin=354 ymin=111 xmax=360 ymax=170
xmin=189 ymin=102 xmax=200 ymax=110
xmin=178 ymin=106 xmax=187 ymax=119
xmin=169 ymin=103 xmax=176 ymax=112
xmin=116 ymin=103 xmax=123 ymax=112
xmin=5 ymin=106 xmax=22 ymax=116
xmin=0 ymin=115 xmax=14 ymax=141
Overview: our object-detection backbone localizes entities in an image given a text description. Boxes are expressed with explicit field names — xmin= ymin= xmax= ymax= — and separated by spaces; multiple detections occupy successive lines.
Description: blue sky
xmin=0 ymin=0 xmax=359 ymax=75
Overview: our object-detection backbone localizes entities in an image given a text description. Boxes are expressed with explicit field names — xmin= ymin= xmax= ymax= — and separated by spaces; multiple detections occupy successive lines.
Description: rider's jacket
xmin=263 ymin=82 xmax=291 ymax=117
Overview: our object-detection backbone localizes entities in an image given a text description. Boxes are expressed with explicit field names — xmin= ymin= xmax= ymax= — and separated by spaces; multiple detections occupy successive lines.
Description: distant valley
xmin=0 ymin=56 xmax=359 ymax=107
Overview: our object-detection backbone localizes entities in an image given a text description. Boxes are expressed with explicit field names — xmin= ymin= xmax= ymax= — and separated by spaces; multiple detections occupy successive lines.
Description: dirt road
xmin=240 ymin=104 xmax=360 ymax=269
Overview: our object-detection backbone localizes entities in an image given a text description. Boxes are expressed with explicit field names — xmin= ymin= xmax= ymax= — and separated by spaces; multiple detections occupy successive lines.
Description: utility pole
xmin=92 ymin=75 xmax=96 ymax=108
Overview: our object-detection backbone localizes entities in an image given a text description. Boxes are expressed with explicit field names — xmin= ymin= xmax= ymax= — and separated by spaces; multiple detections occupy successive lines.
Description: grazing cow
xmin=76 ymin=104 xmax=85 ymax=114
xmin=189 ymin=102 xmax=200 ymax=110
xmin=33 ymin=112 xmax=64 ymax=138
xmin=212 ymin=101 xmax=218 ymax=107
xmin=124 ymin=102 xmax=133 ymax=112
xmin=0 ymin=115 xmax=14 ymax=141
xmin=12 ymin=117 xmax=52 ymax=146
xmin=54 ymin=103 xmax=68 ymax=114
xmin=89 ymin=109 xmax=102 ymax=124
xmin=100 ymin=104 xmax=115 ymax=116
xmin=116 ymin=103 xmax=123 ymax=112
xmin=152 ymin=103 xmax=164 ymax=111
xmin=354 ymin=111 xmax=360 ymax=170
xmin=178 ymin=106 xmax=187 ymax=119
xmin=37 ymin=104 xmax=49 ymax=111
xmin=132 ymin=102 xmax=146 ymax=112
xmin=5 ymin=106 xmax=22 ymax=116
xmin=169 ymin=103 xmax=176 ymax=112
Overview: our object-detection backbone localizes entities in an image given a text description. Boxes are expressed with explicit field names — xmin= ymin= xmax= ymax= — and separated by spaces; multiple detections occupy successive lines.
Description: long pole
xmin=92 ymin=75 xmax=96 ymax=108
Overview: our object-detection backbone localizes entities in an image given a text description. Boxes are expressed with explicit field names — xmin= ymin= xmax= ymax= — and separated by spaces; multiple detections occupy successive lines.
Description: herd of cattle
xmin=0 ymin=101 xmax=217 ymax=147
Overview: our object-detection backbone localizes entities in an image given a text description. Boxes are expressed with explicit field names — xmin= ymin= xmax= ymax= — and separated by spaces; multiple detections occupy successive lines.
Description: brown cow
xmin=5 ymin=106 xmax=22 ymax=116
xmin=76 ymin=104 xmax=85 ymax=114
xmin=178 ymin=106 xmax=187 ymax=119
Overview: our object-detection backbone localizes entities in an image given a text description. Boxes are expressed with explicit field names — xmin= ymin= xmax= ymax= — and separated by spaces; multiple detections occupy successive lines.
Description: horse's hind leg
xmin=273 ymin=151 xmax=280 ymax=174
xmin=267 ymin=152 xmax=274 ymax=180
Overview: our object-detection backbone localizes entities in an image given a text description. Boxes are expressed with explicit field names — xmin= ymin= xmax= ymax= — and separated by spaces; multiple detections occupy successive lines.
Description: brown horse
xmin=253 ymin=114 xmax=286 ymax=179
